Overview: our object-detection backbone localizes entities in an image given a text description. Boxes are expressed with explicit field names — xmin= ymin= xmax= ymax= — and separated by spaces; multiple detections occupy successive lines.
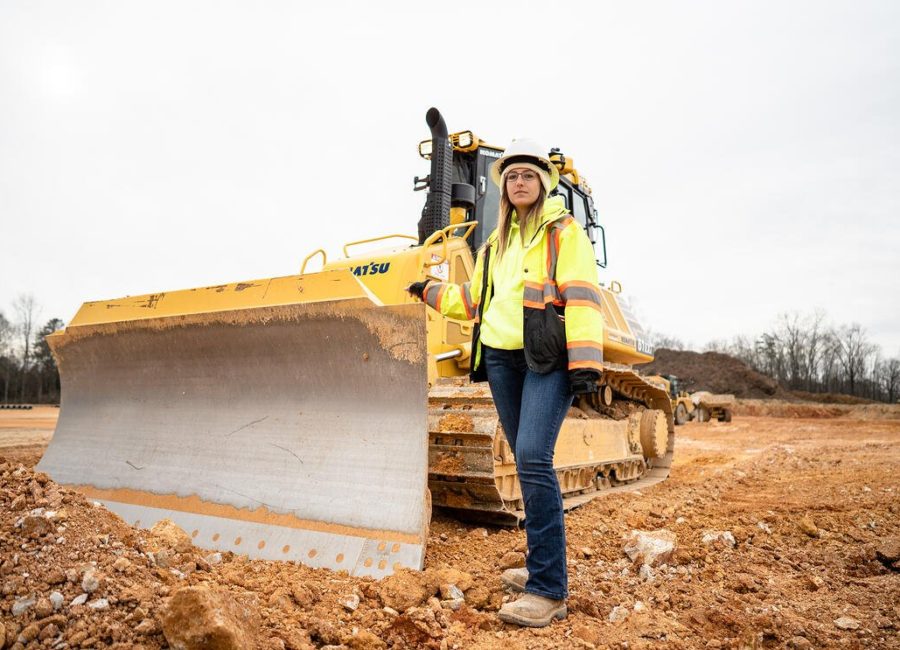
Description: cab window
xmin=572 ymin=193 xmax=588 ymax=228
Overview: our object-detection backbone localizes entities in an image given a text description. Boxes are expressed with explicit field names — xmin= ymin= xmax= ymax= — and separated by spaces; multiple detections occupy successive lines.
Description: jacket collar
xmin=486 ymin=195 xmax=569 ymax=250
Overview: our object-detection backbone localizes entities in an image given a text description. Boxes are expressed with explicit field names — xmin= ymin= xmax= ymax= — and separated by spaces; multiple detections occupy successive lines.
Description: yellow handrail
xmin=300 ymin=249 xmax=327 ymax=274
xmin=421 ymin=221 xmax=478 ymax=267
xmin=342 ymin=234 xmax=418 ymax=258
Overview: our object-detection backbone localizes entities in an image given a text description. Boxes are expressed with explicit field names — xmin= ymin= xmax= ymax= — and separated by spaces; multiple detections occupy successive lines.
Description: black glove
xmin=569 ymin=369 xmax=600 ymax=395
xmin=406 ymin=281 xmax=428 ymax=301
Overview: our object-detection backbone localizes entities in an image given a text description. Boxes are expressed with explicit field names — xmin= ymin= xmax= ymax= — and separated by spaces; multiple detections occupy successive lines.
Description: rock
xmin=498 ymin=551 xmax=525 ymax=569
xmin=38 ymin=622 xmax=60 ymax=641
xmin=804 ymin=574 xmax=824 ymax=591
xmin=81 ymin=570 xmax=103 ymax=594
xmin=439 ymin=584 xmax=464 ymax=601
xmin=572 ymin=622 xmax=602 ymax=647
xmin=633 ymin=600 xmax=647 ymax=612
xmin=433 ymin=567 xmax=473 ymax=592
xmin=17 ymin=622 xmax=40 ymax=643
xmin=148 ymin=519 xmax=193 ymax=553
xmin=160 ymin=586 xmax=261 ymax=650
xmin=113 ymin=557 xmax=132 ymax=572
xmin=675 ymin=517 xmax=686 ymax=524
xmin=787 ymin=636 xmax=813 ymax=649
xmin=21 ymin=515 xmax=53 ymax=539
xmin=638 ymin=564 xmax=654 ymax=582
xmin=608 ymin=605 xmax=629 ymax=623
xmin=135 ymin=618 xmax=160 ymax=635
xmin=47 ymin=508 xmax=68 ymax=522
xmin=205 ymin=552 xmax=223 ymax=566
xmin=377 ymin=569 xmax=439 ymax=612
xmin=348 ymin=629 xmax=385 ymax=649
xmin=468 ymin=528 xmax=488 ymax=539
xmin=701 ymin=531 xmax=736 ymax=548
xmin=33 ymin=597 xmax=53 ymax=618
xmin=875 ymin=537 xmax=900 ymax=568
xmin=49 ymin=591 xmax=64 ymax=610
xmin=464 ymin=585 xmax=491 ymax=609
xmin=71 ymin=593 xmax=88 ymax=606
xmin=290 ymin=583 xmax=317 ymax=608
xmin=153 ymin=549 xmax=172 ymax=568
xmin=341 ymin=594 xmax=360 ymax=611
xmin=623 ymin=529 xmax=677 ymax=567
xmin=10 ymin=494 xmax=26 ymax=510
xmin=12 ymin=596 xmax=36 ymax=616
xmin=46 ymin=568 xmax=66 ymax=585
xmin=580 ymin=546 xmax=594 ymax=558
xmin=833 ymin=616 xmax=860 ymax=630
xmin=0 ymin=621 xmax=5 ymax=648
xmin=87 ymin=598 xmax=109 ymax=610
xmin=798 ymin=516 xmax=819 ymax=538
xmin=729 ymin=573 xmax=758 ymax=593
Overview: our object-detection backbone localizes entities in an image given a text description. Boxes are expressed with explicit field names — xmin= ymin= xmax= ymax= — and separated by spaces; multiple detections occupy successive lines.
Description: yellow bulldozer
xmin=37 ymin=109 xmax=674 ymax=579
xmin=646 ymin=374 xmax=735 ymax=424
xmin=645 ymin=374 xmax=695 ymax=425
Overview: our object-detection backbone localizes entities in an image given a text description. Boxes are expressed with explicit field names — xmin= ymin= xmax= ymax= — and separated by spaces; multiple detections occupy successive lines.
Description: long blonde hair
xmin=496 ymin=182 xmax=546 ymax=258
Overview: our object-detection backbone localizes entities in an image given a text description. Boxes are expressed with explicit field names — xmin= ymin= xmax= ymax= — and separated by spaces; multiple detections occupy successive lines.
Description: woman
xmin=407 ymin=139 xmax=604 ymax=627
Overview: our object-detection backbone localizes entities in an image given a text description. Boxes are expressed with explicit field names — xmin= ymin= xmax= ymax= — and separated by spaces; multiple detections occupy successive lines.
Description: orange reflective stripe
xmin=461 ymin=283 xmax=475 ymax=320
xmin=559 ymin=280 xmax=600 ymax=292
xmin=568 ymin=359 xmax=605 ymax=372
xmin=435 ymin=284 xmax=447 ymax=312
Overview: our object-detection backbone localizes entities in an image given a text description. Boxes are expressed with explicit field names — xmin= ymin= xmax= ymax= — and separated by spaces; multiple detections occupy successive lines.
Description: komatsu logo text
xmin=352 ymin=262 xmax=391 ymax=277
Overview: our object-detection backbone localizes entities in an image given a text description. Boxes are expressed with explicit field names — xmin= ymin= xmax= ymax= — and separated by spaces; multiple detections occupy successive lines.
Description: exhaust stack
xmin=418 ymin=107 xmax=453 ymax=243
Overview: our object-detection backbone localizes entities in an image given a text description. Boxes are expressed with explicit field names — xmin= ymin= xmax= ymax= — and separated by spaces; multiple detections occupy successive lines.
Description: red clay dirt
xmin=1 ymin=406 xmax=898 ymax=649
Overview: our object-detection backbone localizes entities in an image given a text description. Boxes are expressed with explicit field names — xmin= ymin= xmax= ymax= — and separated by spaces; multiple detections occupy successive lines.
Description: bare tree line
xmin=0 ymin=293 xmax=63 ymax=404
xmin=652 ymin=310 xmax=899 ymax=403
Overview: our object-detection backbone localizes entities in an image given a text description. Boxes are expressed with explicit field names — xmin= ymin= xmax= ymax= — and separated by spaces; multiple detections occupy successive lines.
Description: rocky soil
xmin=1 ymin=406 xmax=898 ymax=649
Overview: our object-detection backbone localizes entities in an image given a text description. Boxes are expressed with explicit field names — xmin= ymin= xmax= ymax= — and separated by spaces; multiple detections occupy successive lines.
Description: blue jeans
xmin=482 ymin=345 xmax=572 ymax=600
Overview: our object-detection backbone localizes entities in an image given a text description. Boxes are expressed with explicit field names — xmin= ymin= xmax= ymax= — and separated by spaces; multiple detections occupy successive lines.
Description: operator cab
xmin=662 ymin=374 xmax=681 ymax=399
xmin=417 ymin=133 xmax=607 ymax=267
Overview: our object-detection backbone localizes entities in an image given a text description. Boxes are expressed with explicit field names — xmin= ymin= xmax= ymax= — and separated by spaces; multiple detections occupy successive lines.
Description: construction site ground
xmin=1 ymin=404 xmax=898 ymax=649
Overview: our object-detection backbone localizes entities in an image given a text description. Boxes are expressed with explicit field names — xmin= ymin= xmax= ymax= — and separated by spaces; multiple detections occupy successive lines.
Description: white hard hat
xmin=490 ymin=138 xmax=560 ymax=191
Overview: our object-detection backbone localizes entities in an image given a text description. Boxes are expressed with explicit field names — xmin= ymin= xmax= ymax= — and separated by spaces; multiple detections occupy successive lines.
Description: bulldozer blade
xmin=37 ymin=296 xmax=429 ymax=578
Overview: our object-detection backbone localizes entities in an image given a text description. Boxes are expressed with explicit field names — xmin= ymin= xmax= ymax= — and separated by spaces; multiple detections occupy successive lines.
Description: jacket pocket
xmin=523 ymin=305 xmax=568 ymax=373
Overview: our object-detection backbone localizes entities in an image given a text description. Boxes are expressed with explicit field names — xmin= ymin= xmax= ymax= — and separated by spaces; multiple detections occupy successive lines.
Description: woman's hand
xmin=406 ymin=281 xmax=428 ymax=301
xmin=569 ymin=369 xmax=600 ymax=395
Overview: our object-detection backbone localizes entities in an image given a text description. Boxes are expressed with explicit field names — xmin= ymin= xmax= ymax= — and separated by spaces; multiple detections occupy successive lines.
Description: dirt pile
xmin=639 ymin=349 xmax=782 ymax=398
xmin=735 ymin=400 xmax=900 ymax=420
xmin=3 ymin=411 xmax=900 ymax=649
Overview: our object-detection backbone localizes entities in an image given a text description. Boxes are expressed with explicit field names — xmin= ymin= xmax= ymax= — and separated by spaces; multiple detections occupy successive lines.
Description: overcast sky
xmin=1 ymin=1 xmax=898 ymax=356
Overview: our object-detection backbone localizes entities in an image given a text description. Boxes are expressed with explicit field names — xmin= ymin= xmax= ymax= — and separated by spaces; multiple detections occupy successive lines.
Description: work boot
xmin=501 ymin=567 xmax=528 ymax=592
xmin=498 ymin=593 xmax=567 ymax=627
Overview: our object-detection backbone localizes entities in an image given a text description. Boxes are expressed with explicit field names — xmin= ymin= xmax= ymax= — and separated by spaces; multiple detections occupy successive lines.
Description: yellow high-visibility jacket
xmin=423 ymin=196 xmax=604 ymax=378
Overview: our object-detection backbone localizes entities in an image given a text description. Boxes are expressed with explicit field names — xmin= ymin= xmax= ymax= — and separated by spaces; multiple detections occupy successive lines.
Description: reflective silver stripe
xmin=560 ymin=286 xmax=602 ymax=306
xmin=524 ymin=286 xmax=544 ymax=304
xmin=461 ymin=283 xmax=474 ymax=318
xmin=567 ymin=345 xmax=604 ymax=363
xmin=542 ymin=282 xmax=561 ymax=304
xmin=424 ymin=283 xmax=443 ymax=310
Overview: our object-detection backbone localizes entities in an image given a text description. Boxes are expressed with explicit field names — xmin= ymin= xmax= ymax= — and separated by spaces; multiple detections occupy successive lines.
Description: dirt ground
xmin=1 ymin=405 xmax=898 ymax=649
